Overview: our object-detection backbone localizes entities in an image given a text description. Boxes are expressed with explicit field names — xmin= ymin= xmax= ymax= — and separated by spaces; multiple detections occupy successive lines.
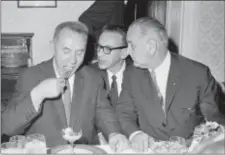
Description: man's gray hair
xmin=130 ymin=17 xmax=168 ymax=45
xmin=53 ymin=21 xmax=89 ymax=41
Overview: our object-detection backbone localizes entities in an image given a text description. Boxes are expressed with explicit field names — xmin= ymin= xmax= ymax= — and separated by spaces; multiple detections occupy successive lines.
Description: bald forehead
xmin=130 ymin=23 xmax=158 ymax=35
xmin=127 ymin=25 xmax=141 ymax=39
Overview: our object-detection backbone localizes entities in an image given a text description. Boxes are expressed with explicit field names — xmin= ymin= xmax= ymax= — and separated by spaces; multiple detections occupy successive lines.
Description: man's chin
xmin=98 ymin=64 xmax=108 ymax=70
xmin=134 ymin=63 xmax=146 ymax=69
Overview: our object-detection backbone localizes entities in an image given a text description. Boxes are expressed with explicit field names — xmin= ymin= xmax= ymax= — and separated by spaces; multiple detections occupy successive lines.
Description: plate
xmin=51 ymin=144 xmax=107 ymax=154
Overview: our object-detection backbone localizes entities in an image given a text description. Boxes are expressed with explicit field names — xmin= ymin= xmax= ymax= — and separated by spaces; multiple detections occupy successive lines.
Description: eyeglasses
xmin=95 ymin=44 xmax=127 ymax=55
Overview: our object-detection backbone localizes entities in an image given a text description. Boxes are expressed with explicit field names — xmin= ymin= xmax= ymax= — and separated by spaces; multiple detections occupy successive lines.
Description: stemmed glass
xmin=62 ymin=117 xmax=83 ymax=153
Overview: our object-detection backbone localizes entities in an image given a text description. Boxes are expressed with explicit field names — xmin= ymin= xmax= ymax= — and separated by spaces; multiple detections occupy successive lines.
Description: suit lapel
xmin=138 ymin=69 xmax=165 ymax=127
xmin=40 ymin=58 xmax=67 ymax=128
xmin=102 ymin=70 xmax=110 ymax=93
xmin=70 ymin=69 xmax=84 ymax=129
xmin=165 ymin=54 xmax=180 ymax=112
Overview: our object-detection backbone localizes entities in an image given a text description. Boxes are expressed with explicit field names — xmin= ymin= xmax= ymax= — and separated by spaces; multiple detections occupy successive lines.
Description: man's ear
xmin=146 ymin=38 xmax=157 ymax=56
xmin=49 ymin=40 xmax=55 ymax=53
xmin=120 ymin=48 xmax=129 ymax=59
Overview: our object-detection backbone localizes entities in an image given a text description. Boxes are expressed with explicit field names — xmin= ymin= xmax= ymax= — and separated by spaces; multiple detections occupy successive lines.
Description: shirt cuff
xmin=129 ymin=130 xmax=143 ymax=141
xmin=32 ymin=101 xmax=41 ymax=112
xmin=98 ymin=132 xmax=108 ymax=145
xmin=30 ymin=90 xmax=42 ymax=112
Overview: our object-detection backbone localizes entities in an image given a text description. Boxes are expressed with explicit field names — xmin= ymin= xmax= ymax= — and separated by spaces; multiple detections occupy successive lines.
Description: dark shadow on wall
xmin=83 ymin=35 xmax=96 ymax=65
xmin=168 ymin=38 xmax=179 ymax=54
xmin=124 ymin=0 xmax=149 ymax=30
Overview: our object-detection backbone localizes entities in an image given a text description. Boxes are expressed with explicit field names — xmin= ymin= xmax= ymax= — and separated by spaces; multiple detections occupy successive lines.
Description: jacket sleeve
xmin=115 ymin=71 xmax=140 ymax=137
xmin=1 ymin=69 xmax=42 ymax=136
xmin=199 ymin=67 xmax=225 ymax=125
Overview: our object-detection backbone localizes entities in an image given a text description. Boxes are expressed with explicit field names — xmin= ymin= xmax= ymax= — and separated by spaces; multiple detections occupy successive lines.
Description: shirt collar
xmin=148 ymin=51 xmax=171 ymax=73
xmin=107 ymin=60 xmax=126 ymax=78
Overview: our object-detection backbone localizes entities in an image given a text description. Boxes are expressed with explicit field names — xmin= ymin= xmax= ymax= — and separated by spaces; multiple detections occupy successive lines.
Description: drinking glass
xmin=24 ymin=133 xmax=47 ymax=154
xmin=62 ymin=118 xmax=83 ymax=152
xmin=169 ymin=136 xmax=187 ymax=153
xmin=1 ymin=141 xmax=24 ymax=154
xmin=9 ymin=135 xmax=26 ymax=148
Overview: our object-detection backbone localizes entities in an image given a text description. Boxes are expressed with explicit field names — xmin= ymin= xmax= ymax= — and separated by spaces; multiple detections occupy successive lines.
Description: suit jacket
xmin=116 ymin=53 xmax=225 ymax=141
xmin=90 ymin=58 xmax=133 ymax=109
xmin=1 ymin=59 xmax=121 ymax=147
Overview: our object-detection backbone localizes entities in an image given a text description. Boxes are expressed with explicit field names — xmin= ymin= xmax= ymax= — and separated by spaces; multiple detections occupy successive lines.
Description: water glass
xmin=1 ymin=141 xmax=24 ymax=154
xmin=24 ymin=133 xmax=47 ymax=154
xmin=9 ymin=135 xmax=26 ymax=147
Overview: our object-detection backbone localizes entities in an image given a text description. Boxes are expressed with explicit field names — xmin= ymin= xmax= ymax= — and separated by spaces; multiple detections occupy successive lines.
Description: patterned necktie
xmin=110 ymin=75 xmax=118 ymax=107
xmin=150 ymin=70 xmax=166 ymax=115
xmin=63 ymin=80 xmax=71 ymax=126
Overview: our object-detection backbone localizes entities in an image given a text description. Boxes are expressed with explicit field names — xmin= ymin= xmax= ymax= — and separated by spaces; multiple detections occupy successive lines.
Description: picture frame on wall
xmin=17 ymin=0 xmax=57 ymax=8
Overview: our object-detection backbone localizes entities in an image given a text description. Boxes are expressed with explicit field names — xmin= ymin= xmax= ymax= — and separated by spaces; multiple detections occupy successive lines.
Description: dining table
xmin=1 ymin=121 xmax=224 ymax=154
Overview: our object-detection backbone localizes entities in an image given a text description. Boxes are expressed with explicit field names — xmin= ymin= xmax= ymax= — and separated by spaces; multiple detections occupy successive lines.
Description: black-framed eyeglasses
xmin=95 ymin=44 xmax=127 ymax=55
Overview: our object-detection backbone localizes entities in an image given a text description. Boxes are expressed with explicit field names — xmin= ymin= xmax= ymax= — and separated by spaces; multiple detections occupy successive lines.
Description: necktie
xmin=150 ymin=70 xmax=166 ymax=115
xmin=63 ymin=80 xmax=71 ymax=126
xmin=110 ymin=75 xmax=118 ymax=107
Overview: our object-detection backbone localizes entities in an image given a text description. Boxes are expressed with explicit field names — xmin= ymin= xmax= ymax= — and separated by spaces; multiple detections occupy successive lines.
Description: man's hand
xmin=33 ymin=78 xmax=65 ymax=99
xmin=31 ymin=78 xmax=65 ymax=104
xmin=130 ymin=131 xmax=150 ymax=152
xmin=108 ymin=133 xmax=130 ymax=153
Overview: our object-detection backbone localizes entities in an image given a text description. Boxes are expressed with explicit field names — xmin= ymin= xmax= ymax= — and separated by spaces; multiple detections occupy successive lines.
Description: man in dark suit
xmin=115 ymin=17 xmax=225 ymax=152
xmin=1 ymin=21 xmax=129 ymax=151
xmin=90 ymin=24 xmax=132 ymax=144
xmin=92 ymin=25 xmax=132 ymax=107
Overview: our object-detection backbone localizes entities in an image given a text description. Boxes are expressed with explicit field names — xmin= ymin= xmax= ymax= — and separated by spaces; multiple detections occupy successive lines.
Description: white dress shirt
xmin=33 ymin=59 xmax=75 ymax=111
xmin=107 ymin=61 xmax=126 ymax=96
xmin=148 ymin=51 xmax=171 ymax=106
xmin=129 ymin=51 xmax=171 ymax=140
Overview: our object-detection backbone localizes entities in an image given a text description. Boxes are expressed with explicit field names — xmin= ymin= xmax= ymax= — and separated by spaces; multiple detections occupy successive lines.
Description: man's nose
xmin=97 ymin=48 xmax=105 ymax=57
xmin=70 ymin=53 xmax=77 ymax=65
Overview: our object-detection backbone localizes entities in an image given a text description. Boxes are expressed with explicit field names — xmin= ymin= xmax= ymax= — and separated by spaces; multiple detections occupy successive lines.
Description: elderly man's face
xmin=54 ymin=28 xmax=87 ymax=77
xmin=126 ymin=27 xmax=150 ymax=69
xmin=97 ymin=31 xmax=126 ymax=70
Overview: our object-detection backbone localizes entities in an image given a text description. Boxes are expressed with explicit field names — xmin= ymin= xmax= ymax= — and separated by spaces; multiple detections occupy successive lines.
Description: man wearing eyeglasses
xmin=93 ymin=25 xmax=133 ymax=109
xmin=91 ymin=25 xmax=133 ymax=144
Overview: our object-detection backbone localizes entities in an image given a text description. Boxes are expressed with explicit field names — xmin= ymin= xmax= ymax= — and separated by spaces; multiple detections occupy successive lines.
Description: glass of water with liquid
xmin=24 ymin=133 xmax=47 ymax=154
xmin=1 ymin=141 xmax=24 ymax=154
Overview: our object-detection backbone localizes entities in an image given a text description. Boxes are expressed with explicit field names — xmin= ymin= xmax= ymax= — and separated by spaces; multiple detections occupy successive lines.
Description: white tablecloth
xmin=95 ymin=145 xmax=154 ymax=154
